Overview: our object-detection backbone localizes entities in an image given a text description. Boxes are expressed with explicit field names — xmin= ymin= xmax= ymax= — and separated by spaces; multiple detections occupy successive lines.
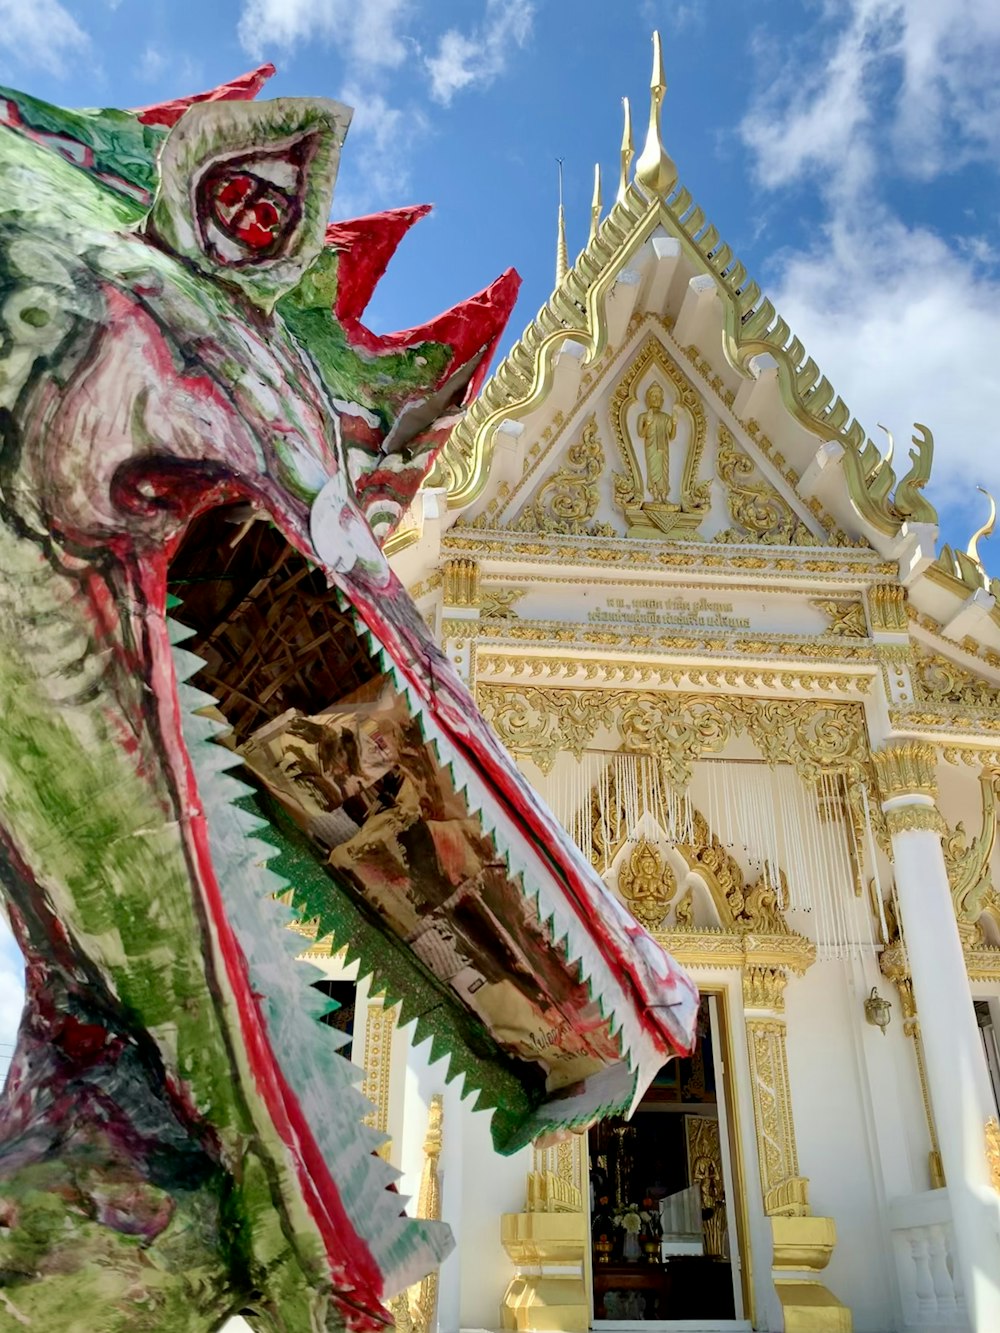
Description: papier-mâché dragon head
xmin=0 ymin=66 xmax=697 ymax=1332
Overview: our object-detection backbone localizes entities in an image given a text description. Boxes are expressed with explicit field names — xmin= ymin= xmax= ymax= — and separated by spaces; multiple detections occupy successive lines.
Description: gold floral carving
xmin=508 ymin=416 xmax=615 ymax=537
xmin=680 ymin=813 xmax=790 ymax=935
xmin=743 ymin=966 xmax=789 ymax=1012
xmin=745 ymin=1018 xmax=809 ymax=1217
xmin=443 ymin=558 xmax=480 ymax=608
xmin=476 ymin=685 xmax=869 ymax=793
xmin=987 ymin=1117 xmax=1000 ymax=1193
xmin=655 ymin=928 xmax=815 ymax=975
xmin=715 ymin=425 xmax=818 ymax=546
xmin=884 ymin=806 xmax=948 ymax=838
xmin=480 ymin=586 xmax=526 ymax=619
xmin=943 ymin=771 xmax=998 ymax=948
xmin=872 ymin=741 xmax=938 ymax=802
xmin=615 ymin=839 xmax=678 ymax=929
xmin=390 ymin=1095 xmax=444 ymax=1333
xmin=675 ymin=886 xmax=694 ymax=927
xmin=913 ymin=648 xmax=1000 ymax=711
xmin=812 ymin=599 xmax=868 ymax=639
xmin=611 ymin=335 xmax=710 ymax=538
xmin=868 ymin=584 xmax=907 ymax=633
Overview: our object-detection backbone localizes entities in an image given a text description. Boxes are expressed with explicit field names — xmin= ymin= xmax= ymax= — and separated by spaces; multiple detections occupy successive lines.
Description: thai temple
xmin=292 ymin=34 xmax=1000 ymax=1333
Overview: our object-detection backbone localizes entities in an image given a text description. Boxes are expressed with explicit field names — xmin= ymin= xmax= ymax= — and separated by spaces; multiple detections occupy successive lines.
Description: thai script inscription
xmin=587 ymin=595 xmax=751 ymax=629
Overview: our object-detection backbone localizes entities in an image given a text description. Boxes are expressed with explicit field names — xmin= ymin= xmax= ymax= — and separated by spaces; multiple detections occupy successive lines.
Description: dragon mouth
xmin=162 ymin=499 xmax=697 ymax=1322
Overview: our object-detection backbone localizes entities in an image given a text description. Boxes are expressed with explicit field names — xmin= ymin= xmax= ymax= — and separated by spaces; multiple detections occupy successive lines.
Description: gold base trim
xmin=775 ymin=1279 xmax=853 ymax=1333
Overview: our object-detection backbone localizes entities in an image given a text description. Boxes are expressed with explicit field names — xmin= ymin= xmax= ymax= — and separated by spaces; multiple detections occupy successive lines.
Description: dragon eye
xmin=200 ymin=162 xmax=297 ymax=264
xmin=150 ymin=98 xmax=350 ymax=310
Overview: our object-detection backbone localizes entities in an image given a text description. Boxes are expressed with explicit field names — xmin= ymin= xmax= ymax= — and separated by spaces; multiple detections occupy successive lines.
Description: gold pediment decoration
xmin=914 ymin=646 xmax=1000 ymax=712
xmin=610 ymin=335 xmax=710 ymax=539
xmin=943 ymin=771 xmax=998 ymax=949
xmin=506 ymin=415 xmax=617 ymax=537
xmin=714 ymin=425 xmax=818 ymax=546
xmin=615 ymin=838 xmax=677 ymax=930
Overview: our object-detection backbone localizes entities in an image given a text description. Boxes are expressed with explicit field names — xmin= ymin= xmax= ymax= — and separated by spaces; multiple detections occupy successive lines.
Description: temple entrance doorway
xmin=588 ymin=993 xmax=749 ymax=1330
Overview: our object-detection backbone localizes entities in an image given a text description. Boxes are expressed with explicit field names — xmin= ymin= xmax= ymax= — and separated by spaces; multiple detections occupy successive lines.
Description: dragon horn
xmin=134 ymin=64 xmax=277 ymax=128
xmin=325 ymin=206 xmax=433 ymax=324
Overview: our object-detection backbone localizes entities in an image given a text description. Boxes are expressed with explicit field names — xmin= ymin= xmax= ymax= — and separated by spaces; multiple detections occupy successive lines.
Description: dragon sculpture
xmin=0 ymin=67 xmax=697 ymax=1331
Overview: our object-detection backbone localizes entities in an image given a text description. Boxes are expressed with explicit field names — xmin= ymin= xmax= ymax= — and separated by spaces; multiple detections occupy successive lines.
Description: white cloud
xmin=0 ymin=0 xmax=89 ymax=79
xmin=739 ymin=0 xmax=1000 ymax=528
xmin=763 ymin=210 xmax=1000 ymax=515
xmin=742 ymin=1 xmax=1000 ymax=194
xmin=237 ymin=0 xmax=411 ymax=68
xmin=333 ymin=84 xmax=428 ymax=214
xmin=426 ymin=0 xmax=534 ymax=107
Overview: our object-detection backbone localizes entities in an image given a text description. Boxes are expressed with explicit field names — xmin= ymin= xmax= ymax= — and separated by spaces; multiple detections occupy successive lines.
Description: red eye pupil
xmin=209 ymin=174 xmax=287 ymax=253
xmin=236 ymin=200 xmax=282 ymax=250
xmin=217 ymin=175 xmax=253 ymax=208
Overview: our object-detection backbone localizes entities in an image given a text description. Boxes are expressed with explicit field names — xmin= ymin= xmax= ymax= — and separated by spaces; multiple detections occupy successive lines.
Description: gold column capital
xmin=743 ymin=965 xmax=788 ymax=1012
xmin=443 ymin=557 xmax=480 ymax=608
xmin=872 ymin=740 xmax=938 ymax=804
xmin=867 ymin=583 xmax=907 ymax=634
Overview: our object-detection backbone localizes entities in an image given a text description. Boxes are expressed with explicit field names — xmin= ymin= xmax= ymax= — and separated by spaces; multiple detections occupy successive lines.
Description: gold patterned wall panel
xmin=475 ymin=684 xmax=870 ymax=789
xmin=361 ymin=999 xmax=397 ymax=1144
xmin=745 ymin=1018 xmax=809 ymax=1217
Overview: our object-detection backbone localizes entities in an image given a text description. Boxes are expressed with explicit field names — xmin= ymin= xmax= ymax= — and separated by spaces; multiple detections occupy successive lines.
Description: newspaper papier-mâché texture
xmin=0 ymin=66 xmax=698 ymax=1332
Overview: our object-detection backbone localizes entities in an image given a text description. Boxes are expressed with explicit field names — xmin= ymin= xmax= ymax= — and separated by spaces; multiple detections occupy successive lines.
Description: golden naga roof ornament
xmin=967 ymin=486 xmax=996 ymax=567
xmin=616 ymin=96 xmax=634 ymax=204
xmin=635 ymin=30 xmax=678 ymax=198
xmin=589 ymin=162 xmax=603 ymax=245
xmin=870 ymin=423 xmax=894 ymax=480
xmin=555 ymin=157 xmax=568 ymax=286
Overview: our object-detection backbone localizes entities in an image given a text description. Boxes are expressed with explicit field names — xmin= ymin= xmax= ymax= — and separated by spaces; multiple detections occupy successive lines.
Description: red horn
xmin=134 ymin=64 xmax=277 ymax=128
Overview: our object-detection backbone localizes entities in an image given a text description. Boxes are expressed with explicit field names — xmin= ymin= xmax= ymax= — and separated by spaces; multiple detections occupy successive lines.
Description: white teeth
xmin=171 ymin=646 xmax=210 ymax=684
xmin=173 ymin=651 xmax=452 ymax=1296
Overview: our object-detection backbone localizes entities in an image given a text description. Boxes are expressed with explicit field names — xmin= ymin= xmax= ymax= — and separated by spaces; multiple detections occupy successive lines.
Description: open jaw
xmin=161 ymin=498 xmax=698 ymax=1322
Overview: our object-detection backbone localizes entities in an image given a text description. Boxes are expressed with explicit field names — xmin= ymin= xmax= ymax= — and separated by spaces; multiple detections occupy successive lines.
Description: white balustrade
xmin=889 ymin=1189 xmax=968 ymax=1331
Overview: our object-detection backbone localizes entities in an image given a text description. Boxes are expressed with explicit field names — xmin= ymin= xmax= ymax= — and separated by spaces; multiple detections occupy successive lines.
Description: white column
xmin=878 ymin=743 xmax=1000 ymax=1330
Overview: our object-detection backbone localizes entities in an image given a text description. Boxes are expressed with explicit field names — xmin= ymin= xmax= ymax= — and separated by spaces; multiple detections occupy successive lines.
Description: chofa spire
xmin=589 ymin=162 xmax=603 ymax=244
xmin=967 ymin=486 xmax=996 ymax=567
xmin=635 ymin=30 xmax=677 ymax=197
xmin=617 ymin=96 xmax=634 ymax=204
xmin=555 ymin=157 xmax=568 ymax=285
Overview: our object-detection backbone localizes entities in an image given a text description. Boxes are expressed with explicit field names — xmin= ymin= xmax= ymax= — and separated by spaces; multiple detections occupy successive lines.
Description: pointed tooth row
xmin=365 ymin=633 xmax=643 ymax=1078
xmin=357 ymin=620 xmax=642 ymax=1081
xmin=172 ymin=647 xmax=451 ymax=1293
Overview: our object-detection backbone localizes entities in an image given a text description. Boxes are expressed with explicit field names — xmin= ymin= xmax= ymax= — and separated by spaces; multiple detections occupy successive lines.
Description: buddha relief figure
xmin=636 ymin=381 xmax=677 ymax=505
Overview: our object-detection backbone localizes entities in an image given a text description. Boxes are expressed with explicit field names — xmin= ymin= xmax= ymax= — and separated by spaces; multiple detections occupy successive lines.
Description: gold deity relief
xmin=615 ymin=838 xmax=678 ymax=930
xmin=611 ymin=335 xmax=711 ymax=539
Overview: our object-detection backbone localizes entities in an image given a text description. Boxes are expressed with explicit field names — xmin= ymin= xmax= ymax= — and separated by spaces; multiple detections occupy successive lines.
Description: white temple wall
xmin=786 ymin=957 xmax=913 ymax=1332
xmin=393 ymin=1020 xmax=530 ymax=1333
xmin=456 ymin=1100 xmax=531 ymax=1331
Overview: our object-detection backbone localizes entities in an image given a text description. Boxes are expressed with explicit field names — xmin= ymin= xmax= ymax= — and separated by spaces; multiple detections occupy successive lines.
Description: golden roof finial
xmin=589 ymin=162 xmax=603 ymax=245
xmin=873 ymin=422 xmax=895 ymax=476
xmin=967 ymin=485 xmax=996 ymax=566
xmin=555 ymin=157 xmax=568 ymax=286
xmin=616 ymin=96 xmax=634 ymax=205
xmin=635 ymin=30 xmax=677 ymax=198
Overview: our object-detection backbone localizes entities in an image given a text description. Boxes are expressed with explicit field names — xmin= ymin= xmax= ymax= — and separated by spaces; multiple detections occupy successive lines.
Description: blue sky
xmin=0 ymin=0 xmax=999 ymax=1051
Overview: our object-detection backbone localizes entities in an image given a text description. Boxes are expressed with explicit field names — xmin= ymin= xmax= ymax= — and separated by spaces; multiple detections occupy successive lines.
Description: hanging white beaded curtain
xmin=529 ymin=749 xmax=878 ymax=959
